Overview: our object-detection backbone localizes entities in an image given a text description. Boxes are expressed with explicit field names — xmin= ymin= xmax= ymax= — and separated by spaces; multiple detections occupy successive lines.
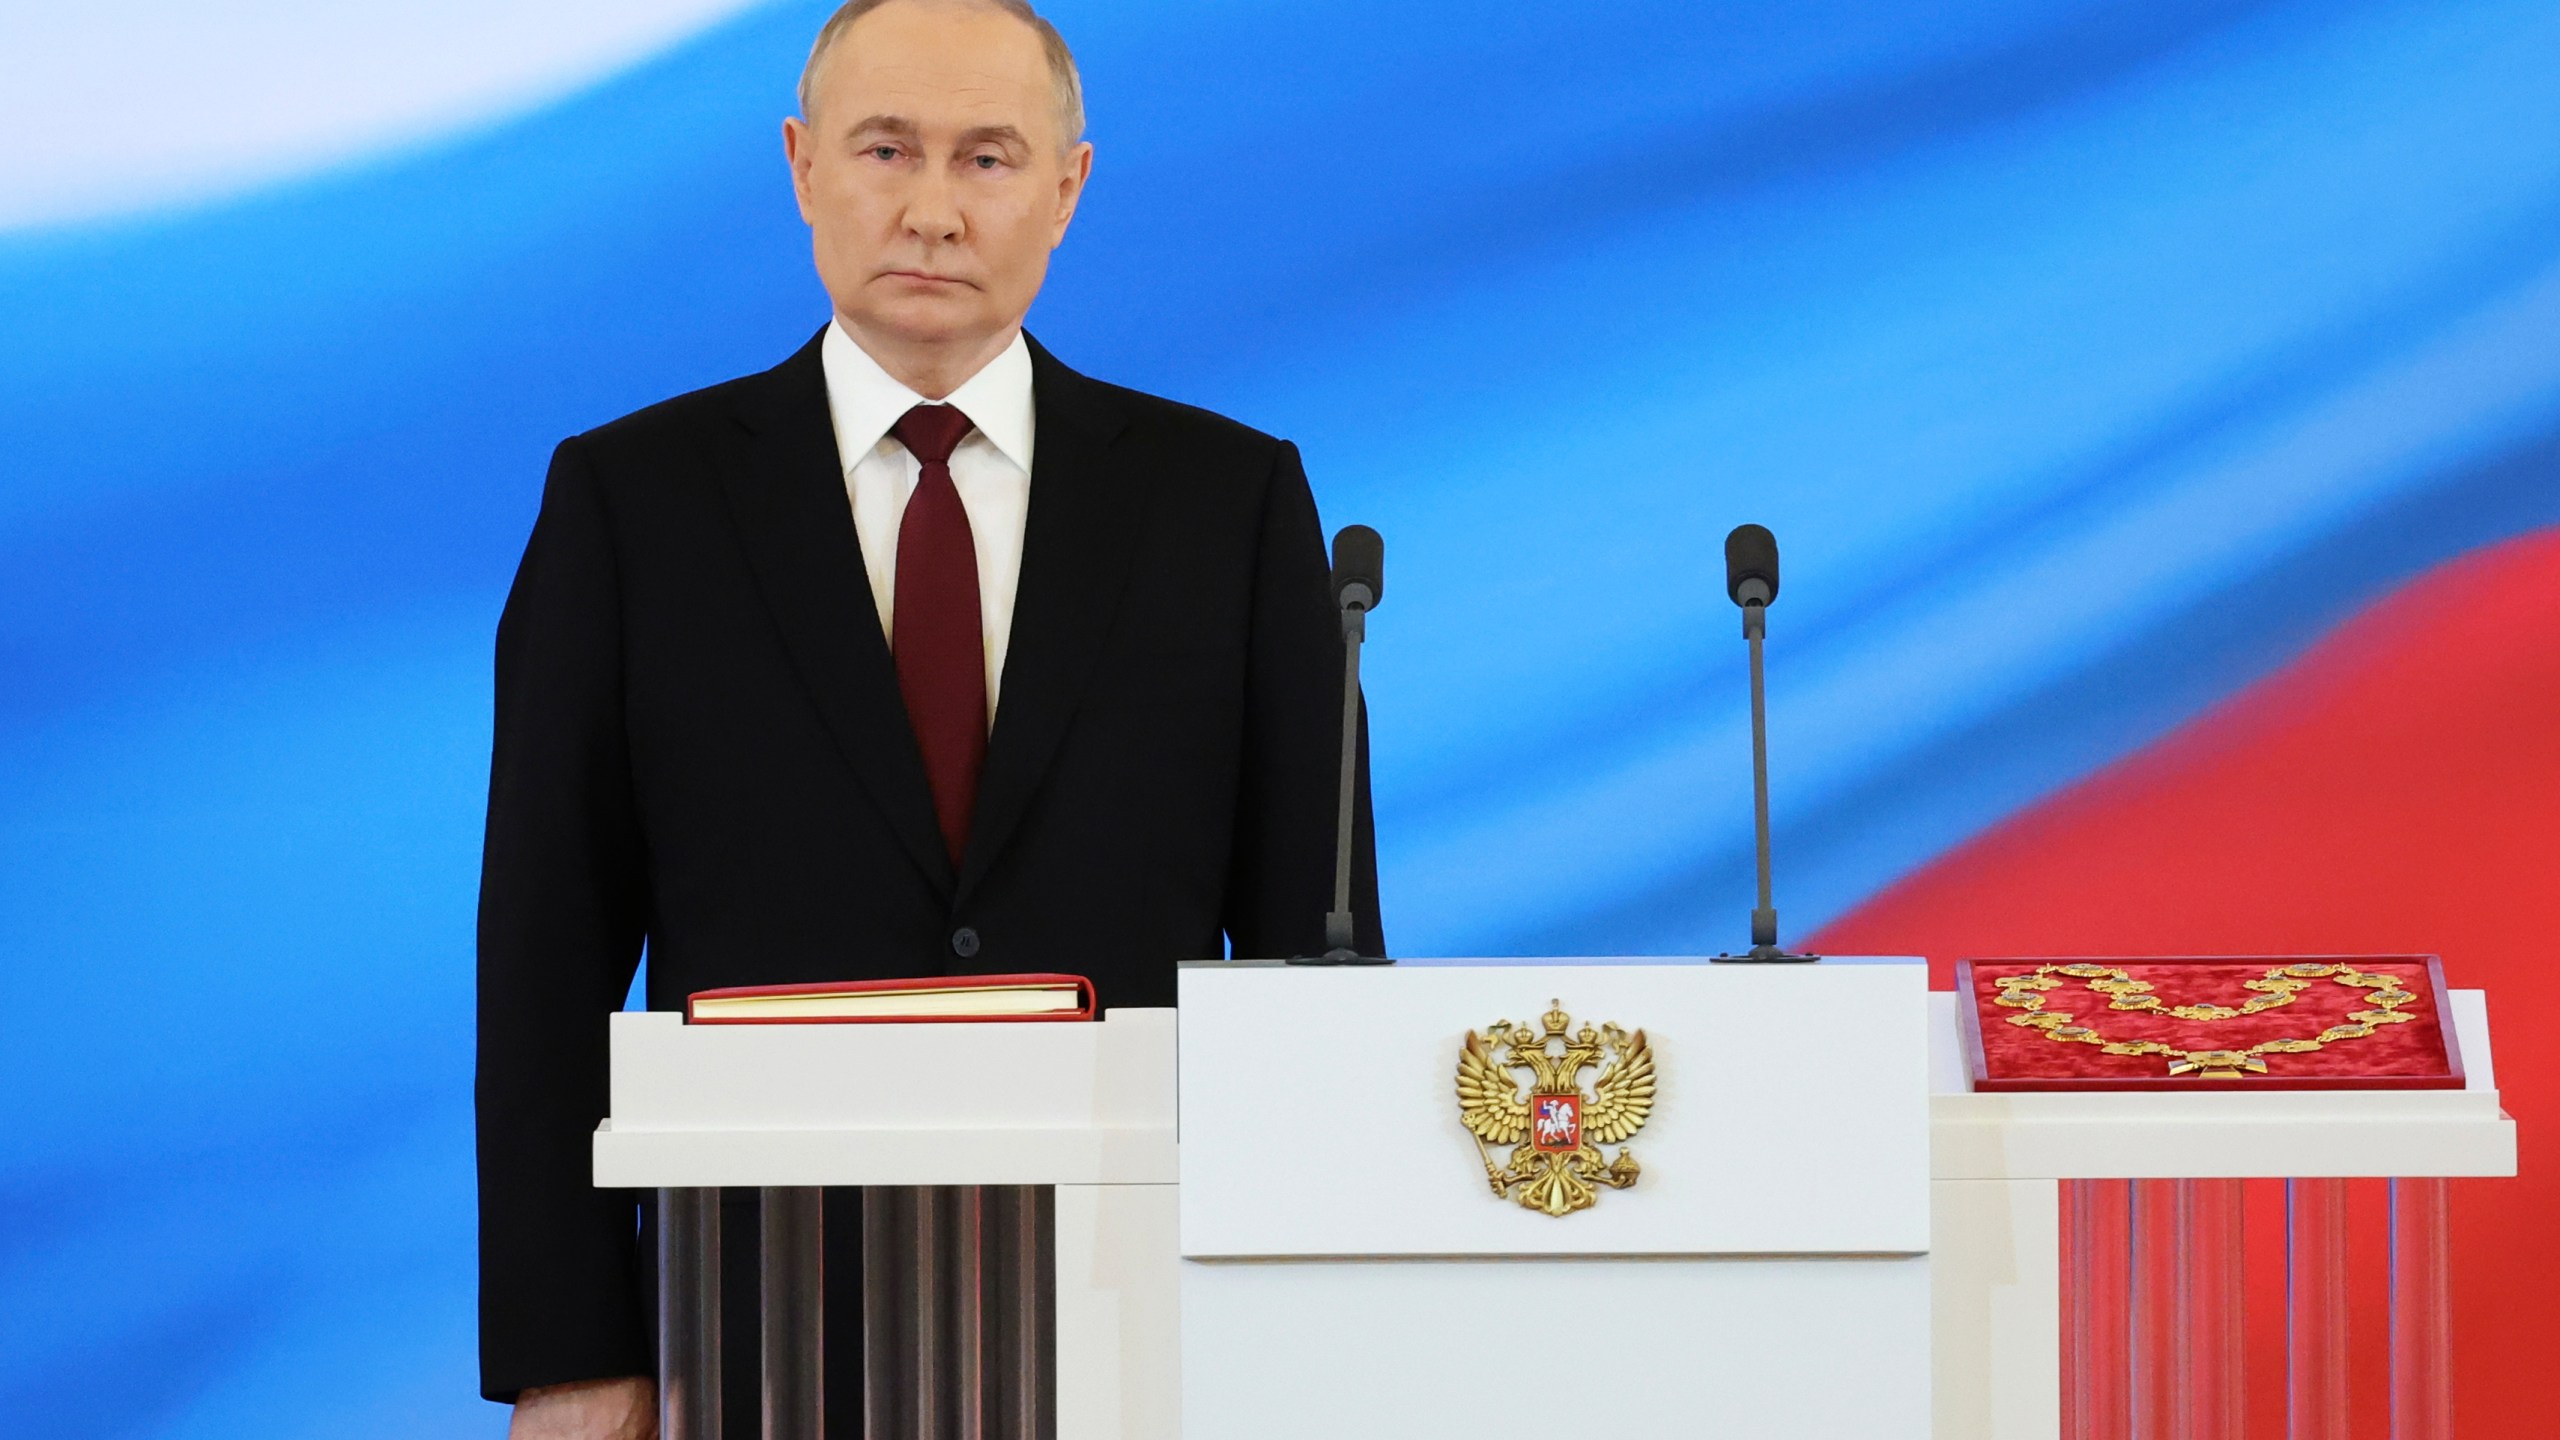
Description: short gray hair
xmin=799 ymin=0 xmax=1086 ymax=145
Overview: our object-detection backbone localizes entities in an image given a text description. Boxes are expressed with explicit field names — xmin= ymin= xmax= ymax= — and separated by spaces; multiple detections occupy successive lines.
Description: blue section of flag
xmin=4 ymin=0 xmax=2559 ymax=1429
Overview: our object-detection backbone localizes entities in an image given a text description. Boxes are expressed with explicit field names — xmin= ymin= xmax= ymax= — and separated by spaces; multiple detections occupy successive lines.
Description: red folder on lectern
xmin=685 ymin=972 xmax=1096 ymax=1024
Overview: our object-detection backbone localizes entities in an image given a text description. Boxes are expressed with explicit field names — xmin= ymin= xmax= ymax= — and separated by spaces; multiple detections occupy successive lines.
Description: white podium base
xmin=1182 ymin=1254 xmax=1930 ymax=1438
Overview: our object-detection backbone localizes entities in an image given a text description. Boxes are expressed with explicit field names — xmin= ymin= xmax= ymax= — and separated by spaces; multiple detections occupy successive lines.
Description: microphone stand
xmin=1719 ymin=587 xmax=1815 ymax=963
xmin=1292 ymin=582 xmax=1389 ymax=965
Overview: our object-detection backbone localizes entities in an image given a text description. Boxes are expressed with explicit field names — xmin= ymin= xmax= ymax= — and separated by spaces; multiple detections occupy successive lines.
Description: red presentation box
xmin=1955 ymin=955 xmax=2464 ymax=1093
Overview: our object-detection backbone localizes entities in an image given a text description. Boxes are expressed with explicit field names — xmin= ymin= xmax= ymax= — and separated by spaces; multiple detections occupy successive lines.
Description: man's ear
xmin=783 ymin=116 xmax=818 ymax=225
xmin=1051 ymin=141 xmax=1094 ymax=246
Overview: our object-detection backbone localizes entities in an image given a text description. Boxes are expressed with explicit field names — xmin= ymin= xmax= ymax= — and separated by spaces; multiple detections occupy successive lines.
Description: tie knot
xmin=892 ymin=404 xmax=975 ymax=466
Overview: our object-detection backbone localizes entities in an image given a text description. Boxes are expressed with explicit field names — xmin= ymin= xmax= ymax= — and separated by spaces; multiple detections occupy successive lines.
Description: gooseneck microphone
xmin=1726 ymin=522 xmax=1778 ymax=608
xmin=1332 ymin=522 xmax=1384 ymax=614
xmin=1716 ymin=524 xmax=1815 ymax=963
xmin=1291 ymin=524 xmax=1390 ymax=965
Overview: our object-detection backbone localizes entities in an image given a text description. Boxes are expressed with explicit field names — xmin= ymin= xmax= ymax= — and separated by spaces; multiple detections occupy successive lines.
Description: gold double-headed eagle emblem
xmin=1455 ymin=1000 xmax=1655 ymax=1217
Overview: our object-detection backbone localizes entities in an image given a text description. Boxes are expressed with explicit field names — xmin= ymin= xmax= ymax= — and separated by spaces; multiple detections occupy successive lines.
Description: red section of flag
xmin=1813 ymin=525 xmax=2560 ymax=1436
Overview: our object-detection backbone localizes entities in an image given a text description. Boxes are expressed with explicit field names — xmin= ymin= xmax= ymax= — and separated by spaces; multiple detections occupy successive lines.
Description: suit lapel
xmin=956 ymin=337 xmax=1139 ymax=903
xmin=719 ymin=329 xmax=955 ymax=896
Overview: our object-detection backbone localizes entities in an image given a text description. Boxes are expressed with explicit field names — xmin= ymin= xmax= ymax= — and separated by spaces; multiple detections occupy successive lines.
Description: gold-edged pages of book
xmin=689 ymin=984 xmax=1085 ymax=1021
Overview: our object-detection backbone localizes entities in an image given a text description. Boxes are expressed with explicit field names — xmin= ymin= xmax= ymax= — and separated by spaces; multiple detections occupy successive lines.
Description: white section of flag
xmin=0 ymin=0 xmax=768 ymax=232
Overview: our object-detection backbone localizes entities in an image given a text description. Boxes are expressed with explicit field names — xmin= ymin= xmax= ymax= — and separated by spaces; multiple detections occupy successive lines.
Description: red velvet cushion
xmin=1961 ymin=957 xmax=2459 ymax=1091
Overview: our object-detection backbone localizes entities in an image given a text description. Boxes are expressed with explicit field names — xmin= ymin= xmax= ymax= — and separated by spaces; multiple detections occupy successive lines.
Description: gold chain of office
xmin=1992 ymin=961 xmax=2420 ymax=1079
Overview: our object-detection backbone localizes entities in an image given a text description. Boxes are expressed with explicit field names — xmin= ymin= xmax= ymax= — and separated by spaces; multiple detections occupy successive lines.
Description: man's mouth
xmin=880 ymin=269 xmax=969 ymax=288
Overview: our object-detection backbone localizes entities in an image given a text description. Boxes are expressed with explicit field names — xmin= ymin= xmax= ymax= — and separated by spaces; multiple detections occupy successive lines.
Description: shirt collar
xmin=820 ymin=320 xmax=1036 ymax=474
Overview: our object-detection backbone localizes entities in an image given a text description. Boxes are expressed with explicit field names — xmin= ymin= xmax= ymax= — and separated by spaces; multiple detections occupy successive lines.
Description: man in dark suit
xmin=476 ymin=1 xmax=1382 ymax=1434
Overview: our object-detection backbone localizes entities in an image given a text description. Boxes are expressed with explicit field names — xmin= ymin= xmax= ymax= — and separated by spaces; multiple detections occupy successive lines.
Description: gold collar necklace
xmin=1992 ymin=961 xmax=2419 ymax=1080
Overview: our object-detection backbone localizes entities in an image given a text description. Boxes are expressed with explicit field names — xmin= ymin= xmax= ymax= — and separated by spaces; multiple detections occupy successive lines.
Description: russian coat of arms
xmin=1455 ymin=1000 xmax=1655 ymax=1217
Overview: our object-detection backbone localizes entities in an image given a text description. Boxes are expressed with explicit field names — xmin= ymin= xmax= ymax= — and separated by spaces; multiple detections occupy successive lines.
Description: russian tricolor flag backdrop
xmin=2 ymin=1 xmax=2554 ymax=1433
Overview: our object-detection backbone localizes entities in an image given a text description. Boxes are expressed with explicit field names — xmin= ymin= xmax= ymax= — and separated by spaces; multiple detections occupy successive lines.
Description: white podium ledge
xmin=593 ymin=1007 xmax=1176 ymax=1188
xmin=593 ymin=1121 xmax=1175 ymax=1187
xmin=590 ymin=983 xmax=2515 ymax=1188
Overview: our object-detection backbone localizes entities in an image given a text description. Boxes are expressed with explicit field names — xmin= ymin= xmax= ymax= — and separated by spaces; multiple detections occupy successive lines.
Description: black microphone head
xmin=1725 ymin=523 xmax=1779 ymax=606
xmin=1332 ymin=524 xmax=1384 ymax=610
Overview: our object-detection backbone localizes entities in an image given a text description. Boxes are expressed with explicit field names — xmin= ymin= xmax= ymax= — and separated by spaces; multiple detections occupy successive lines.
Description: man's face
xmin=786 ymin=0 xmax=1091 ymax=358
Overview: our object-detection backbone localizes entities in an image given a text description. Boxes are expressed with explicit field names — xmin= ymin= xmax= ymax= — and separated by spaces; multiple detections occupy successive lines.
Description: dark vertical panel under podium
xmin=2062 ymin=1176 xmax=2456 ymax=1440
xmin=762 ymin=1187 xmax=825 ymax=1437
xmin=2128 ymin=1177 xmax=2243 ymax=1436
xmin=863 ymin=1185 xmax=1056 ymax=1440
xmin=2388 ymin=1177 xmax=2452 ymax=1437
xmin=2064 ymin=1178 xmax=2132 ymax=1440
xmin=660 ymin=1187 xmax=724 ymax=1438
xmin=2286 ymin=1178 xmax=2350 ymax=1440
xmin=659 ymin=1184 xmax=1055 ymax=1440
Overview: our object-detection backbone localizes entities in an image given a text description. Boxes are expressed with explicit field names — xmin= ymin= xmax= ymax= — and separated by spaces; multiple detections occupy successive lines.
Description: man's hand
xmin=509 ymin=1376 xmax=656 ymax=1440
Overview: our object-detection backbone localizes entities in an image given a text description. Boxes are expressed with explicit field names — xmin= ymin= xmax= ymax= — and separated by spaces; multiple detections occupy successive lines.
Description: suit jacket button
xmin=950 ymin=926 xmax=981 ymax=959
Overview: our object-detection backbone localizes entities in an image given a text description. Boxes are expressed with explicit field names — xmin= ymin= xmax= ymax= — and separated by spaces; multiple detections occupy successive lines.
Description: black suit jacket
xmin=475 ymin=329 xmax=1382 ymax=1400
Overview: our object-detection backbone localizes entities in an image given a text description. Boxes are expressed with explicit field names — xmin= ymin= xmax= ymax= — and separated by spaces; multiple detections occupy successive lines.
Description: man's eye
xmin=870 ymin=145 xmax=900 ymax=161
xmin=973 ymin=154 xmax=1000 ymax=170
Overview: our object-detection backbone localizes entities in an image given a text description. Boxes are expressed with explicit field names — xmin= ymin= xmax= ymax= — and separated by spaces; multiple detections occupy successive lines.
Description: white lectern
xmin=1178 ymin=957 xmax=1933 ymax=1437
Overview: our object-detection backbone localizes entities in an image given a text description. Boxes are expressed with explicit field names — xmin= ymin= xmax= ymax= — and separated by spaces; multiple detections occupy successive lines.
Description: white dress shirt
xmin=820 ymin=321 xmax=1035 ymax=717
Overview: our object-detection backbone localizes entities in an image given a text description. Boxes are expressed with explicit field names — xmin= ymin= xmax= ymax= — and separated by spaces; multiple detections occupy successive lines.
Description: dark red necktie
xmin=889 ymin=404 xmax=986 ymax=867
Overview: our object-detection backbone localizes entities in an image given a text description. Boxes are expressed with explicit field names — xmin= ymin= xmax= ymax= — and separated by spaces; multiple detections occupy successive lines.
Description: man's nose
xmin=903 ymin=164 xmax=964 ymax=243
